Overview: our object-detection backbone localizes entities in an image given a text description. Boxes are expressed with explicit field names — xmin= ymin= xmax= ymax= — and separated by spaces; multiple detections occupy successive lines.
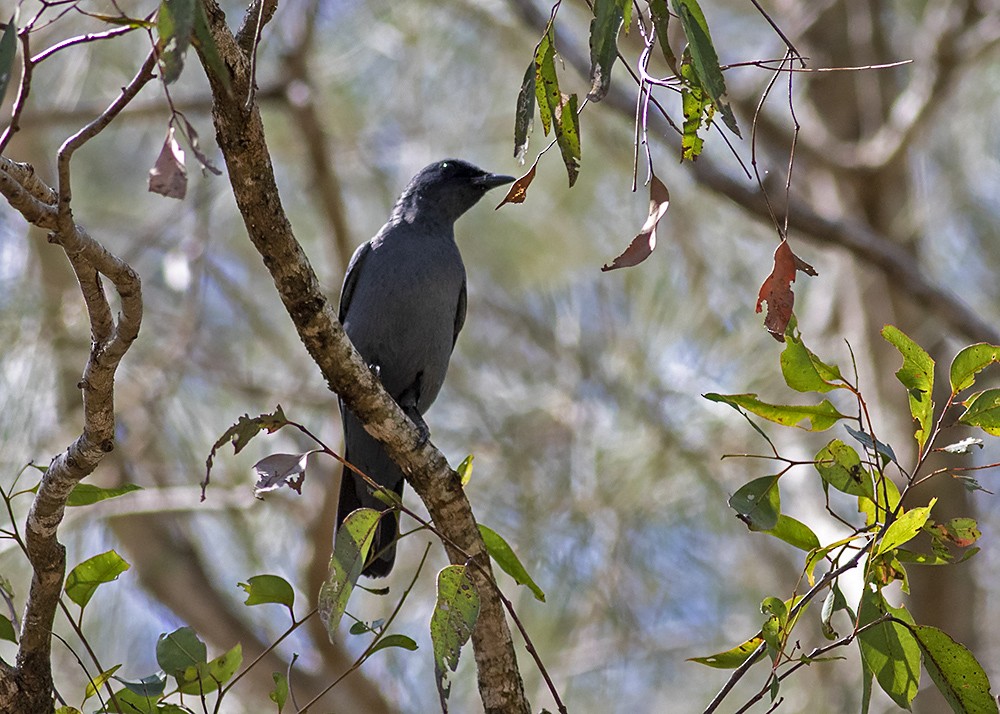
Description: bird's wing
xmin=339 ymin=241 xmax=373 ymax=322
xmin=453 ymin=280 xmax=467 ymax=347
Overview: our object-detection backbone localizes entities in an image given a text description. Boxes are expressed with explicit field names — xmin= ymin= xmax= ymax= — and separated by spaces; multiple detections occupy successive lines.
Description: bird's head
xmin=393 ymin=159 xmax=515 ymax=225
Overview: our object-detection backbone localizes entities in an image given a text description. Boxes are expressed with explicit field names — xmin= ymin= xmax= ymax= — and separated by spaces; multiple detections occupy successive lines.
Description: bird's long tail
xmin=336 ymin=460 xmax=405 ymax=578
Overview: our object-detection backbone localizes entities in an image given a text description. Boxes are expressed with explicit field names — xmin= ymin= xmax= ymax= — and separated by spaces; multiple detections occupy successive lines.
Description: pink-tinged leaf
xmin=253 ymin=451 xmax=319 ymax=497
xmin=602 ymin=174 xmax=670 ymax=271
xmin=149 ymin=126 xmax=187 ymax=199
xmin=755 ymin=241 xmax=816 ymax=342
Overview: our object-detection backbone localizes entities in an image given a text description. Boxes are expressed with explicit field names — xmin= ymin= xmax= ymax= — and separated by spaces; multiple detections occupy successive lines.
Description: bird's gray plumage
xmin=337 ymin=159 xmax=514 ymax=577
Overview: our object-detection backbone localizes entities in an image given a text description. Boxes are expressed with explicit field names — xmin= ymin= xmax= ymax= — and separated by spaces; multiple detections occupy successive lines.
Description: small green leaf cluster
xmin=697 ymin=321 xmax=1000 ymax=712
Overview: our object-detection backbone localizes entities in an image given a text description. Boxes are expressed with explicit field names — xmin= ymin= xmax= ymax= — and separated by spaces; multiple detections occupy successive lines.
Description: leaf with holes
xmin=431 ymin=565 xmax=480 ymax=711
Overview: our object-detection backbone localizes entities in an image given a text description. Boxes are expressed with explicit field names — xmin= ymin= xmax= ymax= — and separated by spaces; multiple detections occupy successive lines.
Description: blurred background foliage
xmin=1 ymin=0 xmax=1000 ymax=711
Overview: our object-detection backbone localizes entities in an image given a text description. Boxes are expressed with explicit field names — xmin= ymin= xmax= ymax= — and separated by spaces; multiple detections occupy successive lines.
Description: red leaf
xmin=602 ymin=174 xmax=670 ymax=271
xmin=148 ymin=126 xmax=188 ymax=199
xmin=756 ymin=241 xmax=817 ymax=342
xmin=495 ymin=162 xmax=537 ymax=209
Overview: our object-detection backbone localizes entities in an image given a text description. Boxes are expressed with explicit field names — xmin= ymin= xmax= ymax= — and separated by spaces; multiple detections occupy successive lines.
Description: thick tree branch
xmin=0 ymin=54 xmax=149 ymax=713
xmin=192 ymin=3 xmax=530 ymax=712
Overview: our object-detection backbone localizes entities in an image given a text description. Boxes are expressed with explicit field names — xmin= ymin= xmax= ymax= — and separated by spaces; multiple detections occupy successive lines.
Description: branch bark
xmin=192 ymin=2 xmax=530 ymax=712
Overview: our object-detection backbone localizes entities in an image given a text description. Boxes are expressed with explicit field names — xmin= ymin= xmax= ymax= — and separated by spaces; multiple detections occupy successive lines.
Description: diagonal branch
xmin=191 ymin=2 xmax=530 ymax=712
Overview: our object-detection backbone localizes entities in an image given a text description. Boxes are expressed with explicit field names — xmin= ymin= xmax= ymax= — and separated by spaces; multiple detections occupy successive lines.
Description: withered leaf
xmin=756 ymin=241 xmax=817 ymax=342
xmin=495 ymin=161 xmax=538 ymax=209
xmin=148 ymin=126 xmax=188 ymax=199
xmin=252 ymin=451 xmax=318 ymax=498
xmin=601 ymin=173 xmax=670 ymax=271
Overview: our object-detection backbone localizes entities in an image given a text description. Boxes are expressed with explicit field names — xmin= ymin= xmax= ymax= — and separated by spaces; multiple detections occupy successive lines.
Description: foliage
xmin=695 ymin=324 xmax=1000 ymax=713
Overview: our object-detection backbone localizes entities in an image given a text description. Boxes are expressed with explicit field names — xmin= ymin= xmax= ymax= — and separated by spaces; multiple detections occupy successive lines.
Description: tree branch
xmin=192 ymin=2 xmax=530 ymax=712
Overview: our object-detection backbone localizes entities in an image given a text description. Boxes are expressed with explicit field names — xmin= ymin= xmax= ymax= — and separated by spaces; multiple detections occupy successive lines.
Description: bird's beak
xmin=475 ymin=172 xmax=517 ymax=190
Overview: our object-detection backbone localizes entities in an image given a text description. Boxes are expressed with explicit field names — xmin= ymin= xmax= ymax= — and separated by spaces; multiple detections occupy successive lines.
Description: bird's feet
xmin=403 ymin=404 xmax=431 ymax=446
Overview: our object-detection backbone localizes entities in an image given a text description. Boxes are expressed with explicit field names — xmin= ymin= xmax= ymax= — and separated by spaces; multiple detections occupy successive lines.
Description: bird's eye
xmin=440 ymin=161 xmax=450 ymax=170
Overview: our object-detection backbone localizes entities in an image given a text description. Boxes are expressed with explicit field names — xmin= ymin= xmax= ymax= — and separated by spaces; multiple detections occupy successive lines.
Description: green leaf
xmin=704 ymin=393 xmax=847 ymax=431
xmin=156 ymin=0 xmax=197 ymax=84
xmin=84 ymin=664 xmax=122 ymax=701
xmin=534 ymin=27 xmax=558 ymax=137
xmin=54 ymin=708 xmax=83 ymax=714
xmin=670 ymin=0 xmax=740 ymax=136
xmin=156 ymin=627 xmax=207 ymax=681
xmin=688 ymin=636 xmax=764 ymax=668
xmin=958 ymin=388 xmax=1000 ymax=436
xmin=857 ymin=589 xmax=920 ymax=709
xmin=457 ymin=454 xmax=474 ymax=487
xmin=765 ymin=514 xmax=820 ymax=551
xmin=814 ymin=439 xmax=874 ymax=499
xmin=876 ymin=500 xmax=936 ymax=557
xmin=478 ymin=524 xmax=546 ymax=602
xmin=587 ymin=0 xmax=630 ymax=101
xmin=648 ymin=0 xmax=678 ymax=75
xmin=176 ymin=642 xmax=242 ymax=694
xmin=882 ymin=325 xmax=935 ymax=450
xmin=0 ymin=16 xmax=18 ymax=109
xmin=192 ymin=0 xmax=231 ymax=95
xmin=65 ymin=549 xmax=131 ymax=609
xmin=270 ymin=671 xmax=289 ymax=712
xmin=679 ymin=56 xmax=709 ymax=161
xmin=116 ymin=672 xmax=166 ymax=698
xmin=368 ymin=633 xmax=419 ymax=656
xmin=728 ymin=474 xmax=780 ymax=531
xmin=239 ymin=574 xmax=295 ymax=615
xmin=555 ymin=93 xmax=581 ymax=187
xmin=0 ymin=614 xmax=16 ymax=644
xmin=431 ymin=565 xmax=480 ymax=709
xmin=949 ymin=343 xmax=1000 ymax=394
xmin=780 ymin=319 xmax=843 ymax=393
xmin=318 ymin=508 xmax=380 ymax=638
xmin=105 ymin=688 xmax=158 ymax=714
xmin=909 ymin=624 xmax=998 ymax=714
xmin=513 ymin=61 xmax=535 ymax=162
xmin=69 ymin=482 xmax=142 ymax=507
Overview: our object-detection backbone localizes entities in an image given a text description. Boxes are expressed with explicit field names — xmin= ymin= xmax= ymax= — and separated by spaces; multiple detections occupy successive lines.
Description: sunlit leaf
xmin=513 ymin=61 xmax=536 ymax=162
xmin=431 ymin=565 xmax=480 ymax=710
xmin=84 ymin=664 xmax=122 ymax=701
xmin=704 ymin=392 xmax=846 ymax=431
xmin=496 ymin=161 xmax=538 ymax=209
xmin=756 ymin=241 xmax=817 ymax=342
xmin=958 ymin=388 xmax=1000 ymax=436
xmin=670 ymin=0 xmax=740 ymax=136
xmin=318 ymin=508 xmax=380 ymax=638
xmin=949 ymin=342 xmax=1000 ymax=394
xmin=679 ymin=56 xmax=709 ymax=161
xmin=814 ymin=439 xmax=874 ymax=499
xmin=780 ymin=317 xmax=843 ymax=393
xmin=875 ymin=500 xmax=935 ymax=557
xmin=368 ymin=633 xmax=419 ymax=656
xmin=689 ymin=636 xmax=763 ymax=668
xmin=909 ymin=624 xmax=998 ymax=714
xmin=270 ymin=671 xmax=289 ymax=712
xmin=765 ymin=514 xmax=820 ymax=551
xmin=239 ymin=574 xmax=295 ymax=615
xmin=65 ymin=550 xmax=131 ymax=609
xmin=882 ymin=325 xmax=935 ymax=450
xmin=478 ymin=524 xmax=545 ymax=602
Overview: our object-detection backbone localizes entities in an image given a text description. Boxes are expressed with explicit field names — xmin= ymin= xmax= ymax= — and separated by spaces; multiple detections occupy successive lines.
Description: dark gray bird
xmin=337 ymin=159 xmax=514 ymax=577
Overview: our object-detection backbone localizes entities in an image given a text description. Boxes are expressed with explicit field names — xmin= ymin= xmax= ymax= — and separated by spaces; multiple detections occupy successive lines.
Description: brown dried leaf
xmin=495 ymin=162 xmax=538 ymax=209
xmin=148 ymin=126 xmax=187 ymax=199
xmin=601 ymin=173 xmax=670 ymax=271
xmin=756 ymin=241 xmax=817 ymax=341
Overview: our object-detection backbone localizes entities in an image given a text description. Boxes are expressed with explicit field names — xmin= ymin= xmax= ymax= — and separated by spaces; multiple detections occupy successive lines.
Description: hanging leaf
xmin=478 ymin=524 xmax=546 ymax=602
xmin=780 ymin=317 xmax=843 ymax=392
xmin=496 ymin=161 xmax=538 ymax=209
xmin=513 ymin=60 xmax=536 ymax=162
xmin=756 ymin=241 xmax=817 ymax=342
xmin=670 ymin=0 xmax=740 ymax=136
xmin=65 ymin=550 xmax=131 ymax=610
xmin=602 ymin=173 xmax=670 ymax=271
xmin=431 ymin=565 xmax=480 ymax=712
xmin=857 ymin=590 xmax=920 ymax=709
xmin=679 ymin=55 xmax=710 ymax=161
xmin=909 ymin=624 xmax=998 ymax=714
xmin=252 ymin=451 xmax=318 ymax=497
xmin=156 ymin=0 xmax=197 ymax=84
xmin=148 ymin=125 xmax=188 ymax=199
xmin=0 ymin=16 xmax=17 ymax=108
xmin=728 ymin=474 xmax=780 ymax=531
xmin=318 ymin=508 xmax=380 ymax=639
xmin=587 ymin=0 xmax=631 ymax=101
